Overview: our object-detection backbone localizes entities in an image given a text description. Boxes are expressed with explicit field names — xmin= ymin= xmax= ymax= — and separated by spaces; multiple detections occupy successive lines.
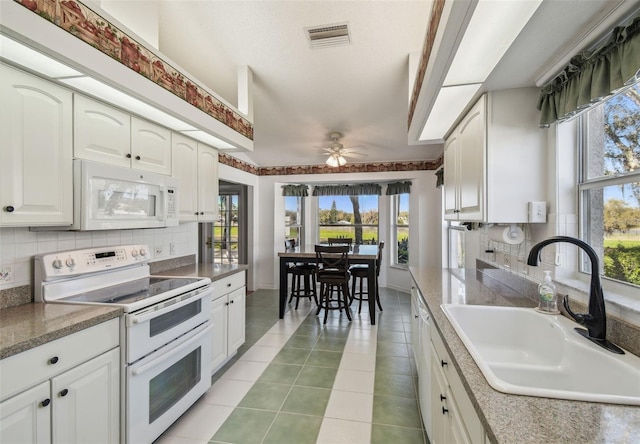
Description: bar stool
xmin=288 ymin=263 xmax=318 ymax=309
xmin=350 ymin=242 xmax=384 ymax=314
xmin=315 ymin=245 xmax=352 ymax=324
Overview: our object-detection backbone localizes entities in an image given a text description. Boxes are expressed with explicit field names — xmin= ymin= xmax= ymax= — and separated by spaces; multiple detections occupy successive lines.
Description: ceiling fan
xmin=317 ymin=132 xmax=367 ymax=167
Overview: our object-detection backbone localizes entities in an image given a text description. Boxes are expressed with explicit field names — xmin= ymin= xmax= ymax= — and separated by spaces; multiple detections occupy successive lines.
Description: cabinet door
xmin=0 ymin=381 xmax=51 ymax=444
xmin=457 ymin=96 xmax=486 ymax=221
xmin=0 ymin=64 xmax=72 ymax=226
xmin=51 ymin=348 xmax=119 ymax=444
xmin=74 ymin=94 xmax=131 ymax=167
xmin=131 ymin=117 xmax=172 ymax=175
xmin=211 ymin=295 xmax=229 ymax=371
xmin=197 ymin=144 xmax=219 ymax=222
xmin=227 ymin=287 xmax=246 ymax=353
xmin=443 ymin=133 xmax=460 ymax=220
xmin=172 ymin=133 xmax=199 ymax=222
xmin=430 ymin=344 xmax=449 ymax=444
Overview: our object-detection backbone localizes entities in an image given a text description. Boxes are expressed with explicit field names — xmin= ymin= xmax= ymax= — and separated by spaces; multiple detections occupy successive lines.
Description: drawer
xmin=0 ymin=318 xmax=119 ymax=401
xmin=211 ymin=272 xmax=245 ymax=298
xmin=430 ymin=323 xmax=451 ymax=378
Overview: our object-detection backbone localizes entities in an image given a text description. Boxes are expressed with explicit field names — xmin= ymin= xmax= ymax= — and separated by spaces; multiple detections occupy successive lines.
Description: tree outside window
xmin=317 ymin=195 xmax=378 ymax=244
xmin=581 ymin=82 xmax=640 ymax=287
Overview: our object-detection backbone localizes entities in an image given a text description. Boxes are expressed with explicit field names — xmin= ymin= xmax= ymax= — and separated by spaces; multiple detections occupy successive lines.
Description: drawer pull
xmin=49 ymin=356 xmax=59 ymax=365
xmin=59 ymin=389 xmax=69 ymax=397
xmin=227 ymin=283 xmax=232 ymax=287
xmin=4 ymin=205 xmax=14 ymax=213
xmin=440 ymin=394 xmax=447 ymax=402
xmin=230 ymin=299 xmax=234 ymax=304
xmin=441 ymin=359 xmax=447 ymax=368
xmin=442 ymin=406 xmax=449 ymax=415
xmin=41 ymin=398 xmax=51 ymax=408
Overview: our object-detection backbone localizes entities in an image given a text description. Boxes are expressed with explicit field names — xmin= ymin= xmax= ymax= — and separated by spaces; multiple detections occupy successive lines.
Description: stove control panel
xmin=35 ymin=245 xmax=150 ymax=280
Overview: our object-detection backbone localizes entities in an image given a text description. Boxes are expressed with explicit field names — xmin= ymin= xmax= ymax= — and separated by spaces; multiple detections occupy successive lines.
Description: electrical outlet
xmin=0 ymin=265 xmax=14 ymax=283
xmin=170 ymin=242 xmax=176 ymax=255
xmin=155 ymin=246 xmax=163 ymax=257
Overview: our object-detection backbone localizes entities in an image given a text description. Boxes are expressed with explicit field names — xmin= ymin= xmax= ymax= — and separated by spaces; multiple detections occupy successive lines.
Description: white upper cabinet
xmin=75 ymin=95 xmax=172 ymax=175
xmin=74 ymin=94 xmax=131 ymax=168
xmin=131 ymin=117 xmax=172 ymax=175
xmin=172 ymin=133 xmax=219 ymax=222
xmin=444 ymin=88 xmax=546 ymax=223
xmin=0 ymin=63 xmax=73 ymax=227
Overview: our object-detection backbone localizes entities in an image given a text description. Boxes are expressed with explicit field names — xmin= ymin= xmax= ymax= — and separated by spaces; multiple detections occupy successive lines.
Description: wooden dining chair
xmin=314 ymin=244 xmax=352 ymax=323
xmin=349 ymin=242 xmax=384 ymax=313
xmin=327 ymin=237 xmax=353 ymax=246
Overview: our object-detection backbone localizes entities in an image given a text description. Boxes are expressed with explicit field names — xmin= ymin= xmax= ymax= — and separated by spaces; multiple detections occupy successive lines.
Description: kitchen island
xmin=410 ymin=267 xmax=640 ymax=444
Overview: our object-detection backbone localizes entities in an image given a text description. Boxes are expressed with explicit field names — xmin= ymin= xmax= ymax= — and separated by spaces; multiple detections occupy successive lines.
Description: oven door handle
xmin=128 ymin=286 xmax=211 ymax=326
xmin=131 ymin=323 xmax=213 ymax=376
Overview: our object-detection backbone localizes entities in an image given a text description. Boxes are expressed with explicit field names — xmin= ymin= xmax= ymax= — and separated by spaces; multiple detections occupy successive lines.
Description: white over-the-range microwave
xmin=38 ymin=159 xmax=179 ymax=231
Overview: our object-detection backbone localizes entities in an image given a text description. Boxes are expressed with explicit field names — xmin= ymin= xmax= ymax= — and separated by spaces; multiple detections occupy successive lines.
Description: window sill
xmin=390 ymin=264 xmax=409 ymax=271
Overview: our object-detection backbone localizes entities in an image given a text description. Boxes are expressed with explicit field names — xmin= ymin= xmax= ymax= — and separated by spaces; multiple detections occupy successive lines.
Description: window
xmin=580 ymin=82 xmax=640 ymax=288
xmin=214 ymin=194 xmax=239 ymax=264
xmin=317 ymin=195 xmax=378 ymax=244
xmin=392 ymin=194 xmax=409 ymax=265
xmin=285 ymin=196 xmax=303 ymax=246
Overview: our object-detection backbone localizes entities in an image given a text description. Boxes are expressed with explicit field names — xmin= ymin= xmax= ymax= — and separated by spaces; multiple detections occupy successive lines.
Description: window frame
xmin=391 ymin=193 xmax=409 ymax=267
xmin=285 ymin=195 xmax=304 ymax=247
xmin=577 ymin=82 xmax=640 ymax=290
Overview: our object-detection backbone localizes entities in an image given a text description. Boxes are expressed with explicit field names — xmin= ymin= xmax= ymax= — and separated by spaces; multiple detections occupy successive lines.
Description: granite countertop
xmin=0 ymin=303 xmax=122 ymax=360
xmin=156 ymin=263 xmax=248 ymax=281
xmin=409 ymin=267 xmax=640 ymax=444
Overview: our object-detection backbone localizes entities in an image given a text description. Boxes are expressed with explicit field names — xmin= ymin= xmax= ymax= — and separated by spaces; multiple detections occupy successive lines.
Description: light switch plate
xmin=528 ymin=201 xmax=547 ymax=223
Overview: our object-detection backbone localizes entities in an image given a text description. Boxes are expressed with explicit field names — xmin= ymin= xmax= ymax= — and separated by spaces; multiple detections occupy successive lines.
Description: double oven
xmin=35 ymin=245 xmax=212 ymax=444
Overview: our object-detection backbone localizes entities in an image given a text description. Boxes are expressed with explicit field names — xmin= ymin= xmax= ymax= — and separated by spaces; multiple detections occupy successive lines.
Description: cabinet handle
xmin=41 ymin=398 xmax=51 ymax=407
xmin=126 ymin=153 xmax=132 ymax=158
xmin=230 ymin=300 xmax=234 ymax=304
xmin=442 ymin=406 xmax=449 ymax=415
xmin=440 ymin=394 xmax=447 ymax=402
xmin=225 ymin=302 xmax=229 ymax=306
xmin=49 ymin=356 xmax=59 ymax=365
xmin=195 ymin=212 xmax=199 ymax=215
xmin=227 ymin=283 xmax=232 ymax=287
xmin=414 ymin=314 xmax=419 ymax=319
xmin=200 ymin=212 xmax=204 ymax=215
xmin=441 ymin=359 xmax=448 ymax=368
xmin=59 ymin=389 xmax=69 ymax=397
xmin=3 ymin=206 xmax=14 ymax=213
xmin=135 ymin=155 xmax=141 ymax=160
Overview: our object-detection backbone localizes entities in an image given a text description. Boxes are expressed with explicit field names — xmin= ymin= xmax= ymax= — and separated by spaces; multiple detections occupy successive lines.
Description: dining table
xmin=278 ymin=244 xmax=380 ymax=325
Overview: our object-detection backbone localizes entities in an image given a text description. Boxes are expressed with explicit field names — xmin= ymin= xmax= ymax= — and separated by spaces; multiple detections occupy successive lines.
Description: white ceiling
xmin=147 ymin=0 xmax=638 ymax=168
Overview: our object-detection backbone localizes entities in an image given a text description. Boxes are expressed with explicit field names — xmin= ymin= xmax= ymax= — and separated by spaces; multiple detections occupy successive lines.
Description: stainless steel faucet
xmin=527 ymin=236 xmax=624 ymax=354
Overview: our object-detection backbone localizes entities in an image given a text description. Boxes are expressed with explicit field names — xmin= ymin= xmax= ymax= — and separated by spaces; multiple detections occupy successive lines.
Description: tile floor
xmin=154 ymin=288 xmax=427 ymax=444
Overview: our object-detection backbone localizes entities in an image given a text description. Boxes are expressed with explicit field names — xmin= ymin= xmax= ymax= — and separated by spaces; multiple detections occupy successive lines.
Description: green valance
xmin=538 ymin=13 xmax=640 ymax=126
xmin=312 ymin=183 xmax=382 ymax=196
xmin=385 ymin=181 xmax=412 ymax=195
xmin=435 ymin=168 xmax=444 ymax=188
xmin=282 ymin=184 xmax=309 ymax=197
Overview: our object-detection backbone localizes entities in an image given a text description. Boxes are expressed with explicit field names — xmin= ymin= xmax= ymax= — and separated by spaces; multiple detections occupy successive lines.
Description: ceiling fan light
xmin=337 ymin=155 xmax=347 ymax=166
xmin=326 ymin=154 xmax=339 ymax=167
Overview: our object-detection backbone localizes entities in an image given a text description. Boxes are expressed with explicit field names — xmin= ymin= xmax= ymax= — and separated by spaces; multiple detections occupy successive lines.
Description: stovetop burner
xmin=62 ymin=276 xmax=203 ymax=305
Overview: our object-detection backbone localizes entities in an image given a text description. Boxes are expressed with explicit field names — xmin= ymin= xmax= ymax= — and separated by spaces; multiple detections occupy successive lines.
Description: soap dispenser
xmin=536 ymin=271 xmax=559 ymax=314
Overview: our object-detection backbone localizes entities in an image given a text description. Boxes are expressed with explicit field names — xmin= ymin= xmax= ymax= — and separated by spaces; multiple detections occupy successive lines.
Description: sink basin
xmin=441 ymin=304 xmax=640 ymax=405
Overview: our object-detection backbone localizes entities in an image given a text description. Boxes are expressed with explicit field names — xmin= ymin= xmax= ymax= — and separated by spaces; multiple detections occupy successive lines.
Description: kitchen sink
xmin=441 ymin=304 xmax=640 ymax=405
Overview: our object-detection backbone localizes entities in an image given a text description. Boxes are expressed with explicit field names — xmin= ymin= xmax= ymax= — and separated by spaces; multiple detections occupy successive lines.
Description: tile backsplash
xmin=0 ymin=223 xmax=198 ymax=292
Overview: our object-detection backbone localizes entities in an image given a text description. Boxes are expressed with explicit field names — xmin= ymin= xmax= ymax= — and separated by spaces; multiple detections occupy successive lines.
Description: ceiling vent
xmin=305 ymin=23 xmax=351 ymax=48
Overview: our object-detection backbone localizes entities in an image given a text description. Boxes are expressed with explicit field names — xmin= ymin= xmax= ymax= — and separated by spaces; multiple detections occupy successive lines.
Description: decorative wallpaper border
xmin=218 ymin=152 xmax=443 ymax=176
xmin=14 ymin=0 xmax=254 ymax=141
xmin=408 ymin=0 xmax=446 ymax=127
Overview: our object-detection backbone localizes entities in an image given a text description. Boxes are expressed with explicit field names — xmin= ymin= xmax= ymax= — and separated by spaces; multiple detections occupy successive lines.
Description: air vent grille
xmin=306 ymin=23 xmax=350 ymax=48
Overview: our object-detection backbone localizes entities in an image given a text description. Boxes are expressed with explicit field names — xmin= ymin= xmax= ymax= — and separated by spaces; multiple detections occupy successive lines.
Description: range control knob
xmin=139 ymin=248 xmax=147 ymax=257
xmin=52 ymin=259 xmax=63 ymax=269
xmin=65 ymin=258 xmax=76 ymax=268
xmin=131 ymin=249 xmax=138 ymax=258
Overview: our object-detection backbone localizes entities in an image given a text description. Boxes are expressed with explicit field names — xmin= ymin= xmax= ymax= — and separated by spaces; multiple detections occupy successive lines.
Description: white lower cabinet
xmin=0 ymin=319 xmax=120 ymax=444
xmin=430 ymin=323 xmax=485 ymax=444
xmin=211 ymin=272 xmax=246 ymax=372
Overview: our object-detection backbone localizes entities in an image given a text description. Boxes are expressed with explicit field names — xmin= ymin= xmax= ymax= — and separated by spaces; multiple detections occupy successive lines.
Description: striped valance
xmin=281 ymin=184 xmax=309 ymax=197
xmin=312 ymin=183 xmax=382 ymax=196
xmin=385 ymin=181 xmax=412 ymax=195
